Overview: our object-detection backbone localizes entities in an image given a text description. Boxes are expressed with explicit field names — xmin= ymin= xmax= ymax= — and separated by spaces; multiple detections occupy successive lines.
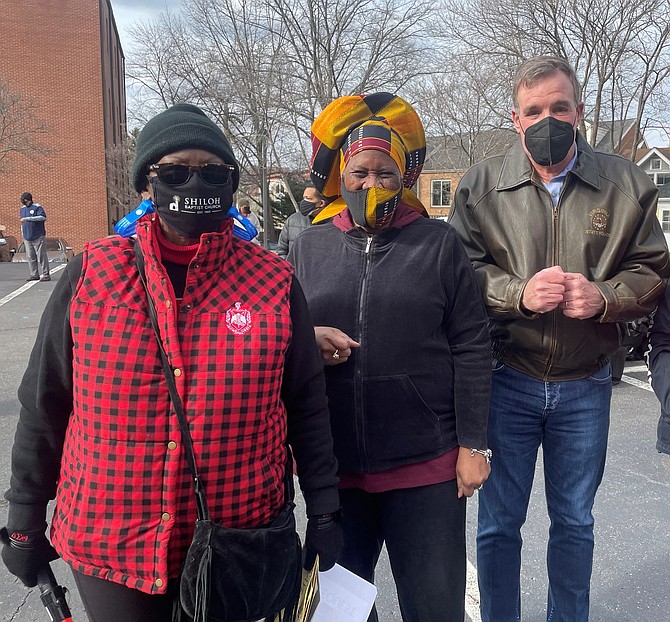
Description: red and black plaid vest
xmin=51 ymin=218 xmax=294 ymax=594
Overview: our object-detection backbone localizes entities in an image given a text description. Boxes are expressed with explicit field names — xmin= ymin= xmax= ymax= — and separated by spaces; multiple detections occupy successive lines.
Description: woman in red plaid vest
xmin=2 ymin=104 xmax=342 ymax=622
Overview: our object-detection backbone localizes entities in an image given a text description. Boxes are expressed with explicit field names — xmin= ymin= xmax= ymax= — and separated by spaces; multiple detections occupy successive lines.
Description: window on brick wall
xmin=431 ymin=180 xmax=451 ymax=208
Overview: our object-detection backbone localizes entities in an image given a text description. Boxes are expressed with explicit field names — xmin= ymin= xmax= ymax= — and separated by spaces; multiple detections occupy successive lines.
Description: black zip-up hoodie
xmin=289 ymin=213 xmax=491 ymax=474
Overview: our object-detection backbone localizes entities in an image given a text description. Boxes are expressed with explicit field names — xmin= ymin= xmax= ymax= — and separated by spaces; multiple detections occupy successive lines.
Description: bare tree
xmin=126 ymin=11 xmax=199 ymax=126
xmin=265 ymin=0 xmax=432 ymax=108
xmin=126 ymin=0 xmax=437 ymax=230
xmin=128 ymin=0 xmax=291 ymax=237
xmin=441 ymin=0 xmax=670 ymax=155
xmin=627 ymin=15 xmax=670 ymax=159
xmin=262 ymin=0 xmax=436 ymax=180
xmin=0 ymin=77 xmax=55 ymax=172
xmin=415 ymin=53 xmax=515 ymax=168
xmin=105 ymin=128 xmax=138 ymax=220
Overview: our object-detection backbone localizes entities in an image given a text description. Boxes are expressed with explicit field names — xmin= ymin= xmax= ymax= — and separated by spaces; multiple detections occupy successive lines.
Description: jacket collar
xmin=497 ymin=133 xmax=601 ymax=192
xmin=135 ymin=214 xmax=234 ymax=276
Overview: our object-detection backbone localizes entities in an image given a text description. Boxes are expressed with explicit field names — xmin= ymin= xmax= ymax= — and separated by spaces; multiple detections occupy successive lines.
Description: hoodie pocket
xmin=364 ymin=375 xmax=442 ymax=464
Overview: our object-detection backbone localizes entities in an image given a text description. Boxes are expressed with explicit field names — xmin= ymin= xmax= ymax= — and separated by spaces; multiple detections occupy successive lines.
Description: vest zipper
xmin=355 ymin=235 xmax=373 ymax=472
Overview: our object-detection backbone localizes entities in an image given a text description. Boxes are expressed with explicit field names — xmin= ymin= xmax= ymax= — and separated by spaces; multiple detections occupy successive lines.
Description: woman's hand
xmin=456 ymin=446 xmax=491 ymax=498
xmin=314 ymin=326 xmax=360 ymax=366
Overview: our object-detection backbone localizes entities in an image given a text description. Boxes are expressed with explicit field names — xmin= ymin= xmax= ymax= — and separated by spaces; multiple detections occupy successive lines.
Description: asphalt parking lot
xmin=0 ymin=262 xmax=668 ymax=622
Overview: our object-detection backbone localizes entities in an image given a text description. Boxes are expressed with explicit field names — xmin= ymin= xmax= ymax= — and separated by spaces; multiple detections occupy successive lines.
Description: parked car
xmin=12 ymin=237 xmax=75 ymax=263
xmin=0 ymin=233 xmax=18 ymax=262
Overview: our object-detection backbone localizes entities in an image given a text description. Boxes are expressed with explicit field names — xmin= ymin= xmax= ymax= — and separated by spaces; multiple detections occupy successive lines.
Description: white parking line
xmin=621 ymin=373 xmax=654 ymax=392
xmin=0 ymin=264 xmax=66 ymax=308
xmin=466 ymin=558 xmax=482 ymax=621
xmin=624 ymin=363 xmax=647 ymax=374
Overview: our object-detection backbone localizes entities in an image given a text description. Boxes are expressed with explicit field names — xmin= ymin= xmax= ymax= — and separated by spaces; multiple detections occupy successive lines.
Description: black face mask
xmin=299 ymin=199 xmax=318 ymax=217
xmin=522 ymin=116 xmax=576 ymax=166
xmin=150 ymin=171 xmax=233 ymax=239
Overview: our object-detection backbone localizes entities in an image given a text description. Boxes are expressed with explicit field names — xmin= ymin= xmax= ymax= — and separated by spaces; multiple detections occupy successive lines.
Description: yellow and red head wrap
xmin=310 ymin=92 xmax=426 ymax=223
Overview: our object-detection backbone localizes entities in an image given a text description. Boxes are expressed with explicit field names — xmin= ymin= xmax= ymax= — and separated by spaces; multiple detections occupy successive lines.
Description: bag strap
xmin=134 ymin=239 xmax=210 ymax=521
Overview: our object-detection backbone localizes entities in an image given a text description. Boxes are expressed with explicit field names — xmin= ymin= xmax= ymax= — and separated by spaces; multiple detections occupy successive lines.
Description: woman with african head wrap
xmin=288 ymin=93 xmax=492 ymax=621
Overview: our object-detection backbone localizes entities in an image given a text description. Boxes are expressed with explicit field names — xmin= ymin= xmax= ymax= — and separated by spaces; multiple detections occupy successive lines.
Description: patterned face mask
xmin=340 ymin=182 xmax=402 ymax=229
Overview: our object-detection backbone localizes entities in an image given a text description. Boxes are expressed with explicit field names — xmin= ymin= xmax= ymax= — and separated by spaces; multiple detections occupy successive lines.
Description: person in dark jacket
xmin=647 ymin=286 xmax=670 ymax=455
xmin=1 ymin=103 xmax=342 ymax=622
xmin=289 ymin=92 xmax=492 ymax=622
xmin=449 ymin=56 xmax=669 ymax=622
xmin=277 ymin=184 xmax=328 ymax=259
xmin=19 ymin=192 xmax=50 ymax=282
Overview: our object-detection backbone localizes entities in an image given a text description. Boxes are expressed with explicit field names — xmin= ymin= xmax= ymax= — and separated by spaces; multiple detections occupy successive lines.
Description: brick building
xmin=0 ymin=0 xmax=127 ymax=254
xmin=416 ymin=130 xmax=517 ymax=219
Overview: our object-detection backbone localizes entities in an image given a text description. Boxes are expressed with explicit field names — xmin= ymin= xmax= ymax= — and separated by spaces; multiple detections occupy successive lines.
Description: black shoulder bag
xmin=135 ymin=241 xmax=302 ymax=622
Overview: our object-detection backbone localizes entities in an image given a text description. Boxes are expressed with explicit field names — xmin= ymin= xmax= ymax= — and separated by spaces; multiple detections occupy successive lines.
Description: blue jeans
xmin=477 ymin=362 xmax=611 ymax=622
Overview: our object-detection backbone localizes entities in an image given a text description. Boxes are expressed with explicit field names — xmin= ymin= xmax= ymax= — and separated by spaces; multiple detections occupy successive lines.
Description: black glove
xmin=0 ymin=526 xmax=59 ymax=587
xmin=303 ymin=511 xmax=343 ymax=571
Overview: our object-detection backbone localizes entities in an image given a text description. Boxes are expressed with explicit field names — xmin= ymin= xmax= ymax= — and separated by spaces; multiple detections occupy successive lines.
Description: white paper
xmin=310 ymin=563 xmax=377 ymax=622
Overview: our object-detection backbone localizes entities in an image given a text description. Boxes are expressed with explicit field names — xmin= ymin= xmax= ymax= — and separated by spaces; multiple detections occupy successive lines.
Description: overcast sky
xmin=109 ymin=0 xmax=182 ymax=53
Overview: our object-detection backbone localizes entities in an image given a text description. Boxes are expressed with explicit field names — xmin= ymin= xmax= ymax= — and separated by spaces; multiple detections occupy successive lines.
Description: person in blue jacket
xmin=19 ymin=192 xmax=50 ymax=282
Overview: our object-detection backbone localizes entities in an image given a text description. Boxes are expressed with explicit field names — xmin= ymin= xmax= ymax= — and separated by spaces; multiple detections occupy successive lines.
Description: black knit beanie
xmin=131 ymin=103 xmax=239 ymax=193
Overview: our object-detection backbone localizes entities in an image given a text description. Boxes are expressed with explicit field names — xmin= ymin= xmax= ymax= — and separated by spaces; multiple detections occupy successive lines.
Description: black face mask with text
xmin=522 ymin=116 xmax=576 ymax=166
xmin=150 ymin=172 xmax=233 ymax=239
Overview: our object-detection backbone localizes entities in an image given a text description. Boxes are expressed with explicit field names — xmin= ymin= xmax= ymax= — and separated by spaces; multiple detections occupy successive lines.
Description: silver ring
xmin=332 ymin=350 xmax=340 ymax=359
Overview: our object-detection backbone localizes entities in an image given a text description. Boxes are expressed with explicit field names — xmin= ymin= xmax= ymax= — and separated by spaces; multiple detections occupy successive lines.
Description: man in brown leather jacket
xmin=449 ymin=56 xmax=669 ymax=622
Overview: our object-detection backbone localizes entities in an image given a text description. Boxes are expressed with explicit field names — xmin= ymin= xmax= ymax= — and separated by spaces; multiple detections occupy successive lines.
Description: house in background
xmin=241 ymin=172 xmax=289 ymax=209
xmin=636 ymin=147 xmax=670 ymax=247
xmin=586 ymin=119 xmax=644 ymax=160
xmin=416 ymin=129 xmax=517 ymax=219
